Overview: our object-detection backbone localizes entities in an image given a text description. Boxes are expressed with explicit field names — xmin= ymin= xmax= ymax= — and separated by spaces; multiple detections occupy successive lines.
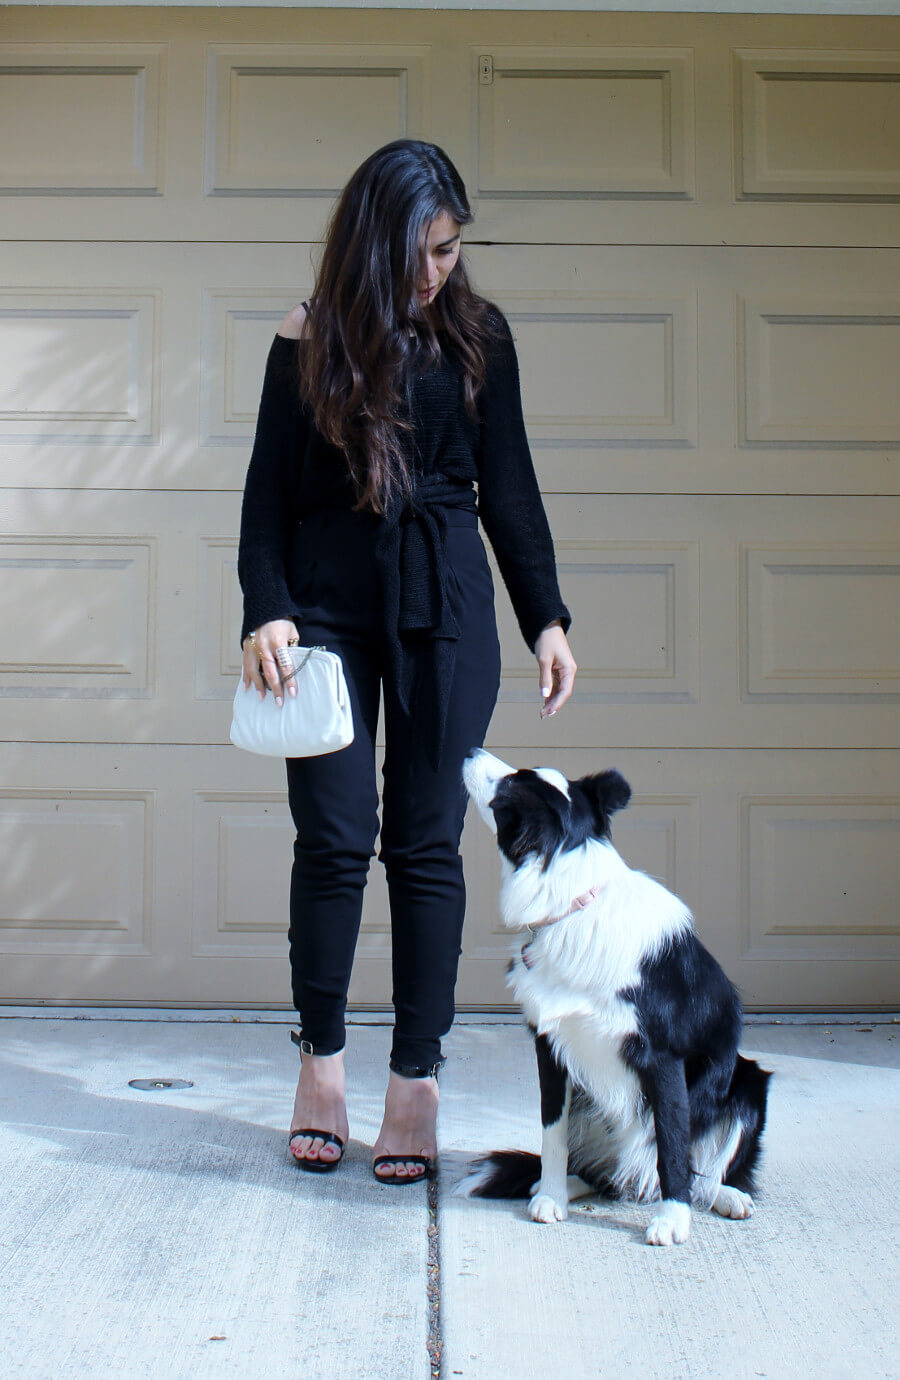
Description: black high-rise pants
xmin=284 ymin=504 xmax=502 ymax=1069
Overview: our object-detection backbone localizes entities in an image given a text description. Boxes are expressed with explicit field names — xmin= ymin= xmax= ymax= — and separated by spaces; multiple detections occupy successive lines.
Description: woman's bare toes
xmin=374 ymin=1157 xmax=425 ymax=1179
xmin=291 ymin=1134 xmax=342 ymax=1164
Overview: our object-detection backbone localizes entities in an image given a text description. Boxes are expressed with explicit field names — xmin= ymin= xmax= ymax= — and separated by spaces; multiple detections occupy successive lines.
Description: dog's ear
xmin=576 ymin=769 xmax=632 ymax=830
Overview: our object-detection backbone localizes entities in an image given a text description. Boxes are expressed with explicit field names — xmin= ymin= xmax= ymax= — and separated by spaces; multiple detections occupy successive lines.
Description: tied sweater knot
xmin=376 ymin=473 xmax=476 ymax=773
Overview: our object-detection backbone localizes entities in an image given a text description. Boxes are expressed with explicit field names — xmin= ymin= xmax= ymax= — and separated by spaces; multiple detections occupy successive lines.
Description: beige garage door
xmin=1 ymin=8 xmax=898 ymax=1010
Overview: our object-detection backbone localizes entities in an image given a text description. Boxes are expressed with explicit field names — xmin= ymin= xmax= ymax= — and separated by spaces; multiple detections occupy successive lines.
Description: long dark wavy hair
xmin=296 ymin=139 xmax=505 ymax=517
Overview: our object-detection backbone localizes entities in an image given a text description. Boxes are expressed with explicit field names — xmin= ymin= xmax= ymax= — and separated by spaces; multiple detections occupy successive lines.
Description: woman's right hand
xmin=242 ymin=619 xmax=300 ymax=707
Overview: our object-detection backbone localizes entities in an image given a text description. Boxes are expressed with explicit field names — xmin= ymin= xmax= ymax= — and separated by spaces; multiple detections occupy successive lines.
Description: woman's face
xmin=415 ymin=210 xmax=461 ymax=310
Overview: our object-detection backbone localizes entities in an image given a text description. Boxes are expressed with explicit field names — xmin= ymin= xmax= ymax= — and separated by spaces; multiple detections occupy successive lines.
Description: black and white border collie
xmin=458 ymin=749 xmax=771 ymax=1247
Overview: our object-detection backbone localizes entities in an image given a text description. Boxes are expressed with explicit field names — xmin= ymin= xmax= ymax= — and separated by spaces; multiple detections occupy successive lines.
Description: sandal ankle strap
xmin=290 ymin=1029 xmax=344 ymax=1057
xmin=389 ymin=1054 xmax=445 ymax=1080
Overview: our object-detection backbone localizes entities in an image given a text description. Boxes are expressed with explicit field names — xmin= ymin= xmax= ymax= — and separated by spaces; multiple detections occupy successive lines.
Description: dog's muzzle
xmin=462 ymin=747 xmax=515 ymax=834
xmin=462 ymin=747 xmax=513 ymax=807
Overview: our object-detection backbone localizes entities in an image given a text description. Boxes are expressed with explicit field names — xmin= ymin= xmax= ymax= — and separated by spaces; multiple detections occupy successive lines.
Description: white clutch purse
xmin=229 ymin=644 xmax=355 ymax=758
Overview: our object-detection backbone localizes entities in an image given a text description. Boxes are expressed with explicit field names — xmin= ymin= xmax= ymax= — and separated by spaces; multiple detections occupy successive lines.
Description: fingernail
xmin=275 ymin=695 xmax=283 ymax=707
xmin=541 ymin=687 xmax=551 ymax=698
xmin=549 ymin=709 xmax=556 ymax=716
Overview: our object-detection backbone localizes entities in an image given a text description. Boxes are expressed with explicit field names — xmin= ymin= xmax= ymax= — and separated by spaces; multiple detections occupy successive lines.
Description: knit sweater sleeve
xmin=476 ymin=313 xmax=572 ymax=652
xmin=237 ymin=333 xmax=304 ymax=647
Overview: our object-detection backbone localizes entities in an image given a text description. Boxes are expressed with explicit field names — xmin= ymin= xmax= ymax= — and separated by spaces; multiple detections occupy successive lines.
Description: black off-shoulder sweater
xmin=238 ymin=308 xmax=572 ymax=767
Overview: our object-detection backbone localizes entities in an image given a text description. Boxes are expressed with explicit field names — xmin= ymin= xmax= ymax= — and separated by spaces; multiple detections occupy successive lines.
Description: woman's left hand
xmin=535 ymin=621 xmax=577 ymax=718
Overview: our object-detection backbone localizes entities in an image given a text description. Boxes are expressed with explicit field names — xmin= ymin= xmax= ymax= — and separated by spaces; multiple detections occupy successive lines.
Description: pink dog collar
xmin=528 ymin=883 xmax=604 ymax=931
xmin=520 ymin=883 xmax=605 ymax=969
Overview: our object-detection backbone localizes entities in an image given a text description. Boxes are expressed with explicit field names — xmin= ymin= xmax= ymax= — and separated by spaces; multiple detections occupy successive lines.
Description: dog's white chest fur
xmin=513 ymin=964 xmax=643 ymax=1127
xmin=556 ymin=1013 xmax=643 ymax=1126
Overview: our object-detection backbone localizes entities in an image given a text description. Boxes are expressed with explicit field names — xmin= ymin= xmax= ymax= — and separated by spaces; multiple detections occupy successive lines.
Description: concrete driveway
xmin=0 ymin=1010 xmax=897 ymax=1380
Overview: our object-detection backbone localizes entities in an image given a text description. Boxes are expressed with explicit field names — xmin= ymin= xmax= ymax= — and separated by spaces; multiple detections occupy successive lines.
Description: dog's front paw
xmin=712 ymin=1186 xmax=755 ymax=1220
xmin=645 ymin=1200 xmax=691 ymax=1246
xmin=529 ymin=1192 xmax=568 ymax=1223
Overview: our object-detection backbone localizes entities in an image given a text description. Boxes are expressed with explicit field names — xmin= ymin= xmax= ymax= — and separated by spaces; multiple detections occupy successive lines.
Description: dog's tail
xmin=723 ymin=1055 xmax=773 ymax=1195
xmin=455 ymin=1150 xmax=541 ymax=1200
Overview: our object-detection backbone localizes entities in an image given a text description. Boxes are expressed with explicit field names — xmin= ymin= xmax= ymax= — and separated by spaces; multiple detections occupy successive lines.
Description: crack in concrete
xmin=426 ymin=1172 xmax=443 ymax=1378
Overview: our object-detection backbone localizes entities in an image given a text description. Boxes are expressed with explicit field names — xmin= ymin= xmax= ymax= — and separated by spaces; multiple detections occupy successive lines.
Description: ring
xmin=275 ymin=644 xmax=297 ymax=684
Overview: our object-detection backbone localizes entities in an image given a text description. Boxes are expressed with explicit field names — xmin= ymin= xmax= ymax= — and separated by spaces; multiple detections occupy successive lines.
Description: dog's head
xmin=462 ymin=748 xmax=631 ymax=872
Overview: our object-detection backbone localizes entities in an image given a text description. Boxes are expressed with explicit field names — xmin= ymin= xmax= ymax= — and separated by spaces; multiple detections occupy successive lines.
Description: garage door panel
xmin=0 ymin=43 xmax=166 ymax=195
xmin=0 ymin=536 xmax=154 ymax=692
xmin=496 ymin=538 xmax=700 ymax=704
xmin=0 ymin=489 xmax=238 ymax=742
xmin=742 ymin=796 xmax=900 ymax=961
xmin=0 ymin=290 xmax=159 ymax=446
xmin=496 ymin=292 xmax=698 ymax=448
xmin=743 ymin=546 xmax=900 ymax=699
xmin=740 ymin=297 xmax=900 ymax=447
xmin=474 ymin=46 xmax=694 ymax=200
xmin=735 ymin=49 xmax=900 ymax=202
xmin=0 ymin=787 xmax=154 ymax=958
xmin=206 ymin=43 xmax=430 ymax=197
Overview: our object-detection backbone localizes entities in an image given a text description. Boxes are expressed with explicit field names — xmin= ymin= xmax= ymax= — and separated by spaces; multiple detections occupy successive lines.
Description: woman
xmin=238 ymin=139 xmax=576 ymax=1183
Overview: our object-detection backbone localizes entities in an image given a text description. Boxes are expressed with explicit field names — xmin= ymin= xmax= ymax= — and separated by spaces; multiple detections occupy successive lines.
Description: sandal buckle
xmin=289 ymin=1029 xmax=317 ymax=1056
